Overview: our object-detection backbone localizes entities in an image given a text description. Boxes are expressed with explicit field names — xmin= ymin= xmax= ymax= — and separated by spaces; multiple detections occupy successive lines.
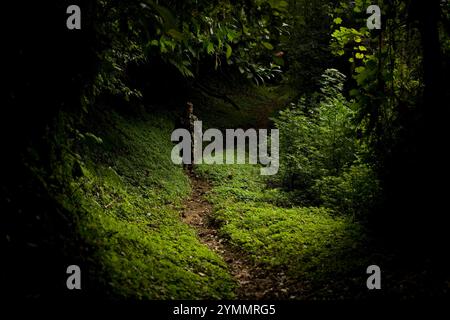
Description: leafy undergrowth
xmin=53 ymin=109 xmax=235 ymax=299
xmin=196 ymin=159 xmax=373 ymax=299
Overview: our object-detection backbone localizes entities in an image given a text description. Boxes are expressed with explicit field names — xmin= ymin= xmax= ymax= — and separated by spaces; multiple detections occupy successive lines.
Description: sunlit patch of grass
xmin=196 ymin=154 xmax=370 ymax=299
xmin=57 ymin=110 xmax=235 ymax=299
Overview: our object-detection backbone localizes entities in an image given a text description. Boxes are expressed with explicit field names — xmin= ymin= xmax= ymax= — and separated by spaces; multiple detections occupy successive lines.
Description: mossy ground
xmin=195 ymin=159 xmax=372 ymax=299
xmin=55 ymin=109 xmax=235 ymax=299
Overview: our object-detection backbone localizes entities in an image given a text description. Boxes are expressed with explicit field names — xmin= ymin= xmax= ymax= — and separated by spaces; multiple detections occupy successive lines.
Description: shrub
xmin=273 ymin=69 xmax=357 ymax=192
xmin=273 ymin=69 xmax=380 ymax=220
xmin=313 ymin=163 xmax=381 ymax=220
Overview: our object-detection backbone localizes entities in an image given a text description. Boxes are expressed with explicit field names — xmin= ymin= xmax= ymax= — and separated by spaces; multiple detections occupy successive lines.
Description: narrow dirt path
xmin=181 ymin=174 xmax=292 ymax=299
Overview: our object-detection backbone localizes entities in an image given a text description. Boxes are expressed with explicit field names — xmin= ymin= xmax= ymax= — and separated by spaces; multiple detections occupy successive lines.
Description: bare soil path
xmin=181 ymin=174 xmax=293 ymax=299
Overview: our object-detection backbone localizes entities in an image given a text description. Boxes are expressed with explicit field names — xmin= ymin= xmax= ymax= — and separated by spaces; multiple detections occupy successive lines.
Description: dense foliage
xmin=274 ymin=69 xmax=380 ymax=220
xmin=81 ymin=0 xmax=290 ymax=109
xmin=3 ymin=0 xmax=449 ymax=300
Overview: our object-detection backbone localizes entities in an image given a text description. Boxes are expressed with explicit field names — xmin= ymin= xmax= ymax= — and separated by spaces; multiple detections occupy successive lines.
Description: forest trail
xmin=182 ymin=174 xmax=292 ymax=299
xmin=255 ymin=99 xmax=279 ymax=129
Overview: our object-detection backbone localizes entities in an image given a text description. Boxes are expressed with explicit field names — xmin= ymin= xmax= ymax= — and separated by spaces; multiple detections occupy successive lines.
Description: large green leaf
xmin=226 ymin=44 xmax=233 ymax=59
xmin=142 ymin=0 xmax=177 ymax=31
xmin=262 ymin=42 xmax=274 ymax=50
xmin=207 ymin=42 xmax=215 ymax=55
xmin=167 ymin=29 xmax=184 ymax=41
